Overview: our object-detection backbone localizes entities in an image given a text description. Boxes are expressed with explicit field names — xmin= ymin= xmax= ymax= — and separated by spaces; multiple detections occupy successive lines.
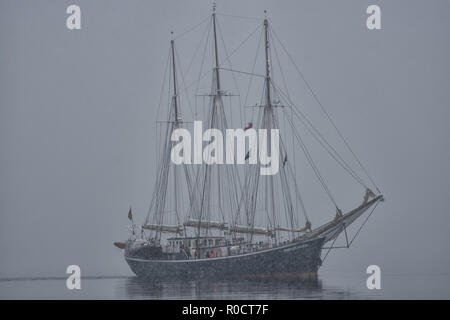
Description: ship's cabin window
xmin=208 ymin=239 xmax=213 ymax=246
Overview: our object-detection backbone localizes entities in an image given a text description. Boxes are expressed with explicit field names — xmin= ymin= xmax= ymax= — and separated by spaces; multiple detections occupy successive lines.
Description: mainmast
xmin=191 ymin=3 xmax=242 ymax=245
xmin=195 ymin=3 xmax=225 ymax=244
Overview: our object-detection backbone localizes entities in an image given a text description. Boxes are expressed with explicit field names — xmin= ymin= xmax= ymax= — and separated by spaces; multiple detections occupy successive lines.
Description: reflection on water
xmin=120 ymin=276 xmax=355 ymax=300
xmin=1 ymin=273 xmax=448 ymax=299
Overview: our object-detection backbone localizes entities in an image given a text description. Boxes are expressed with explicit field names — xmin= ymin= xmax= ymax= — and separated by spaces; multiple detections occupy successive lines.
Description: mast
xmin=195 ymin=3 xmax=222 ymax=250
xmin=263 ymin=14 xmax=278 ymax=242
xmin=192 ymin=3 xmax=245 ymax=250
xmin=212 ymin=3 xmax=221 ymax=92
xmin=144 ymin=35 xmax=195 ymax=240
xmin=264 ymin=16 xmax=271 ymax=108
xmin=171 ymin=34 xmax=180 ymax=122
xmin=237 ymin=11 xmax=309 ymax=244
xmin=170 ymin=35 xmax=179 ymax=229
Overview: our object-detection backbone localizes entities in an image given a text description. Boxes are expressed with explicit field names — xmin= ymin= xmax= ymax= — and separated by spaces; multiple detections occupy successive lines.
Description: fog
xmin=1 ymin=0 xmax=450 ymax=279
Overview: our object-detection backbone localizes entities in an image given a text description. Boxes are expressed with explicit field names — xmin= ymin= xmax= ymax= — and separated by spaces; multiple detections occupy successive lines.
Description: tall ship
xmin=115 ymin=5 xmax=384 ymax=280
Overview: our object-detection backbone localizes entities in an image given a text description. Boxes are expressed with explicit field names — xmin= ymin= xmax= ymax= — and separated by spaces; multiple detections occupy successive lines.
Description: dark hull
xmin=125 ymin=237 xmax=325 ymax=280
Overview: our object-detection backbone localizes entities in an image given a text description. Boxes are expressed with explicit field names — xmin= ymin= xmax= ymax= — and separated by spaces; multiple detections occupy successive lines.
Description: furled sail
xmin=274 ymin=225 xmax=309 ymax=233
xmin=183 ymin=218 xmax=228 ymax=230
xmin=142 ymin=224 xmax=183 ymax=235
xmin=229 ymin=225 xmax=273 ymax=236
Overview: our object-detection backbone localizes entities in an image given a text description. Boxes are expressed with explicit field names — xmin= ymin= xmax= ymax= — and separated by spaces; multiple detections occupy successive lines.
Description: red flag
xmin=244 ymin=122 xmax=253 ymax=131
xmin=127 ymin=207 xmax=132 ymax=221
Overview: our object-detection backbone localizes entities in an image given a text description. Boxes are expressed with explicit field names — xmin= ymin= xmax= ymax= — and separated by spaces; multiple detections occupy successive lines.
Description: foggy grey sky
xmin=1 ymin=0 xmax=450 ymax=278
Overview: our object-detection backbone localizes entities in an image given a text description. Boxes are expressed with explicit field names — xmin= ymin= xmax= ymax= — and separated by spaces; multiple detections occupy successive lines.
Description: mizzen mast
xmin=263 ymin=13 xmax=278 ymax=241
xmin=212 ymin=3 xmax=221 ymax=93
xmin=264 ymin=14 xmax=271 ymax=109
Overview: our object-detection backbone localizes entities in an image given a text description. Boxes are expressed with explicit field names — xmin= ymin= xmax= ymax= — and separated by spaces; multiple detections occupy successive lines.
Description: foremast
xmin=142 ymin=34 xmax=194 ymax=240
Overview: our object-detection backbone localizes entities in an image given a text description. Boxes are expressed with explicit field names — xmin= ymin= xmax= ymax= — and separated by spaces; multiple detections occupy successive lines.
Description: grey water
xmin=1 ymin=273 xmax=449 ymax=299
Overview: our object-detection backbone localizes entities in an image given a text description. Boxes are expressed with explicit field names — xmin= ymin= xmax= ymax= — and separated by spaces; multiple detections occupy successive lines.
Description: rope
xmin=271 ymin=26 xmax=381 ymax=194
xmin=219 ymin=23 xmax=262 ymax=66
xmin=194 ymin=19 xmax=212 ymax=107
xmin=183 ymin=22 xmax=261 ymax=92
xmin=272 ymin=81 xmax=369 ymax=190
xmin=216 ymin=17 xmax=243 ymax=126
xmin=155 ymin=49 xmax=171 ymax=124
xmin=349 ymin=200 xmax=380 ymax=246
xmin=177 ymin=17 xmax=211 ymax=93
xmin=321 ymin=233 xmax=339 ymax=263
xmin=219 ymin=68 xmax=265 ymax=78
xmin=174 ymin=16 xmax=211 ymax=40
xmin=244 ymin=26 xmax=264 ymax=123
xmin=283 ymin=107 xmax=339 ymax=208
xmin=216 ymin=12 xmax=263 ymax=21
xmin=174 ymin=47 xmax=194 ymax=118
xmin=321 ymin=199 xmax=381 ymax=262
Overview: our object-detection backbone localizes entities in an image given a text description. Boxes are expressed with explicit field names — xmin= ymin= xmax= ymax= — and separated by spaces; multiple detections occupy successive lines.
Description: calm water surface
xmin=0 ymin=273 xmax=449 ymax=299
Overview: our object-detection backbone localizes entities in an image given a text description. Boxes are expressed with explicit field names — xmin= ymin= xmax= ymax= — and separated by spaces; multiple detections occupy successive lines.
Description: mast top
xmin=212 ymin=3 xmax=221 ymax=92
xmin=263 ymin=15 xmax=271 ymax=107
xmin=170 ymin=34 xmax=180 ymax=121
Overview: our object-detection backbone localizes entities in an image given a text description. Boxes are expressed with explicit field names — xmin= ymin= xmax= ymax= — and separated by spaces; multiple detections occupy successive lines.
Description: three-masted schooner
xmin=115 ymin=6 xmax=384 ymax=280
